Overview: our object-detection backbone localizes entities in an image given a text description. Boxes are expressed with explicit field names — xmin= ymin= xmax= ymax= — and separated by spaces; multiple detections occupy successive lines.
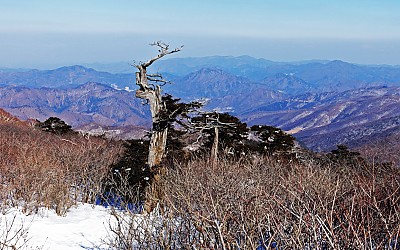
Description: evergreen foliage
xmin=191 ymin=112 xmax=249 ymax=156
xmin=103 ymin=139 xmax=150 ymax=205
xmin=38 ymin=117 xmax=73 ymax=135
xmin=327 ymin=144 xmax=365 ymax=168
xmin=159 ymin=94 xmax=203 ymax=129
xmin=250 ymin=125 xmax=296 ymax=154
xmin=159 ymin=94 xmax=204 ymax=164
xmin=164 ymin=126 xmax=188 ymax=165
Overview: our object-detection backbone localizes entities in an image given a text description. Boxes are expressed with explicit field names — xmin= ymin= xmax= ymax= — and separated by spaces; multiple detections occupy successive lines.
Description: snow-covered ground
xmin=1 ymin=204 xmax=118 ymax=250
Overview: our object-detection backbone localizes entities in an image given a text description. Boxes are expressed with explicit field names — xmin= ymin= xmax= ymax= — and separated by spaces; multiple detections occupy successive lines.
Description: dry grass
xmin=0 ymin=123 xmax=122 ymax=215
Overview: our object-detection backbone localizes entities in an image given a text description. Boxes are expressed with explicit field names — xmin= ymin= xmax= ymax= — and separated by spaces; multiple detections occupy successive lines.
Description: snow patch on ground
xmin=1 ymin=204 xmax=118 ymax=250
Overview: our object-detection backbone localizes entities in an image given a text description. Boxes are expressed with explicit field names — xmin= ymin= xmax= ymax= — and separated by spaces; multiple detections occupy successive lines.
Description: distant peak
xmin=236 ymin=55 xmax=255 ymax=59
xmin=328 ymin=60 xmax=349 ymax=65
xmin=55 ymin=65 xmax=95 ymax=72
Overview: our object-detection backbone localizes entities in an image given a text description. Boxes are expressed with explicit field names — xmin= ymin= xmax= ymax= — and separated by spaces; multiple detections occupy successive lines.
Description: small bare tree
xmin=134 ymin=41 xmax=182 ymax=169
xmin=191 ymin=112 xmax=241 ymax=165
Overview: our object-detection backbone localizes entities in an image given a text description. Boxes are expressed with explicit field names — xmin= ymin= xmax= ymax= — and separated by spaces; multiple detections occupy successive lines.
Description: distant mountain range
xmin=0 ymin=65 xmax=134 ymax=89
xmin=1 ymin=56 xmax=400 ymax=151
xmin=86 ymin=56 xmax=400 ymax=91
xmin=0 ymin=82 xmax=150 ymax=127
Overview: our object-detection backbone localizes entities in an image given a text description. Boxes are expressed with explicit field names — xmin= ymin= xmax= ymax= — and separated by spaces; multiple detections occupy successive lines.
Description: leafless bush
xmin=108 ymin=153 xmax=400 ymax=249
xmin=0 ymin=212 xmax=41 ymax=250
xmin=358 ymin=134 xmax=400 ymax=168
xmin=0 ymin=124 xmax=122 ymax=215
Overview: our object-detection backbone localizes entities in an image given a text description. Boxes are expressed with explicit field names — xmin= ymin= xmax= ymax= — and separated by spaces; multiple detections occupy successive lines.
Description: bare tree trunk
xmin=211 ymin=126 xmax=219 ymax=166
xmin=134 ymin=42 xmax=182 ymax=169
xmin=134 ymin=41 xmax=182 ymax=213
xmin=147 ymin=126 xmax=168 ymax=167
xmin=136 ymin=81 xmax=167 ymax=169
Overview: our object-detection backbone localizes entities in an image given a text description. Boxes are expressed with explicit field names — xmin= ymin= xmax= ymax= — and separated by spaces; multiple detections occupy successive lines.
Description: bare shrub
xmin=108 ymin=153 xmax=400 ymax=249
xmin=0 ymin=212 xmax=37 ymax=250
xmin=0 ymin=123 xmax=122 ymax=215
xmin=358 ymin=134 xmax=400 ymax=168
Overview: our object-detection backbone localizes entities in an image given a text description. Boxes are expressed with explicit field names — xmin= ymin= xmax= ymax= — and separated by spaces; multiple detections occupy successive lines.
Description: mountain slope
xmin=298 ymin=115 xmax=400 ymax=152
xmin=241 ymin=87 xmax=400 ymax=151
xmin=165 ymin=68 xmax=255 ymax=99
xmin=0 ymin=83 xmax=150 ymax=127
xmin=1 ymin=57 xmax=400 ymax=151
xmin=162 ymin=67 xmax=285 ymax=113
xmin=261 ymin=73 xmax=313 ymax=95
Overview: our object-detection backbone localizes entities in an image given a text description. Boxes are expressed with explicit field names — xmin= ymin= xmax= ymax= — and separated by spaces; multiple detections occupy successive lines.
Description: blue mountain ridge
xmin=1 ymin=56 xmax=400 ymax=151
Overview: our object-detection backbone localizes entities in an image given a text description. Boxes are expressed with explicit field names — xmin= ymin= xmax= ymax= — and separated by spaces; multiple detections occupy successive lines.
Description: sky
xmin=1 ymin=0 xmax=400 ymax=68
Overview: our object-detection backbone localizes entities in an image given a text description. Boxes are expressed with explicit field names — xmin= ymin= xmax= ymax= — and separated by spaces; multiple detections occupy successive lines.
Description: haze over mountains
xmin=1 ymin=56 xmax=399 ymax=151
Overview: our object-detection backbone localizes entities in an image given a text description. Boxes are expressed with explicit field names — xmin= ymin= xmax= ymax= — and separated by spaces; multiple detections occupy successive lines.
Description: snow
xmin=110 ymin=83 xmax=134 ymax=92
xmin=124 ymin=86 xmax=134 ymax=92
xmin=1 ymin=204 xmax=119 ymax=250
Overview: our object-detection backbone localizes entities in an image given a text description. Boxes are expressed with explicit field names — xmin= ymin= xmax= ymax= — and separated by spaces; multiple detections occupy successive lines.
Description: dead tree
xmin=191 ymin=112 xmax=237 ymax=166
xmin=134 ymin=42 xmax=183 ymax=213
xmin=135 ymin=41 xmax=182 ymax=169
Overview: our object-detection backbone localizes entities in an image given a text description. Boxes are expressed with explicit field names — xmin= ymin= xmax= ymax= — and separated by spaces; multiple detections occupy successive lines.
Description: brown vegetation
xmin=0 ymin=123 xmax=122 ymax=215
xmin=358 ymin=133 xmax=400 ymax=168
xmin=1 ymin=108 xmax=399 ymax=249
xmin=108 ymin=153 xmax=400 ymax=249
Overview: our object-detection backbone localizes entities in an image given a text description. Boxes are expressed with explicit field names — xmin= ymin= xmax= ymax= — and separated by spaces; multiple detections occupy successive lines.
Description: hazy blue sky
xmin=1 ymin=0 xmax=400 ymax=68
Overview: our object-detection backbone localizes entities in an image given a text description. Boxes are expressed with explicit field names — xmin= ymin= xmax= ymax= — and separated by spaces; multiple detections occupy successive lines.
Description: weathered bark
xmin=135 ymin=41 xmax=182 ymax=169
xmin=147 ymin=126 xmax=168 ymax=167
xmin=134 ymin=42 xmax=182 ymax=213
xmin=135 ymin=80 xmax=166 ymax=169
xmin=210 ymin=126 xmax=219 ymax=166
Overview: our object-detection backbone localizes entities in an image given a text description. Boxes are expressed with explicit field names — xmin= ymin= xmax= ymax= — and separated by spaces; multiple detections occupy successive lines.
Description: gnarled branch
xmin=139 ymin=41 xmax=183 ymax=69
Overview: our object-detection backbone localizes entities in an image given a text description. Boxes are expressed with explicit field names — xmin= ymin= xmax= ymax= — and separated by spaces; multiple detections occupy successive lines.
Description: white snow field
xmin=1 ymin=203 xmax=119 ymax=250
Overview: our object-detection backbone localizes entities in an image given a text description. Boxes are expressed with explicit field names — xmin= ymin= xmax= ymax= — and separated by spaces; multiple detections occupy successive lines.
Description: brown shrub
xmin=0 ymin=123 xmax=122 ymax=215
xmin=110 ymin=154 xmax=400 ymax=249
xmin=358 ymin=133 xmax=400 ymax=168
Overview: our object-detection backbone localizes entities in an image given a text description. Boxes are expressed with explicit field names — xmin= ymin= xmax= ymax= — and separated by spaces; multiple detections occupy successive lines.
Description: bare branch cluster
xmin=190 ymin=112 xmax=236 ymax=131
xmin=0 ymin=123 xmax=122 ymax=215
xmin=138 ymin=41 xmax=183 ymax=69
xmin=107 ymin=153 xmax=400 ymax=249
xmin=146 ymin=74 xmax=171 ymax=86
xmin=0 ymin=215 xmax=28 ymax=250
